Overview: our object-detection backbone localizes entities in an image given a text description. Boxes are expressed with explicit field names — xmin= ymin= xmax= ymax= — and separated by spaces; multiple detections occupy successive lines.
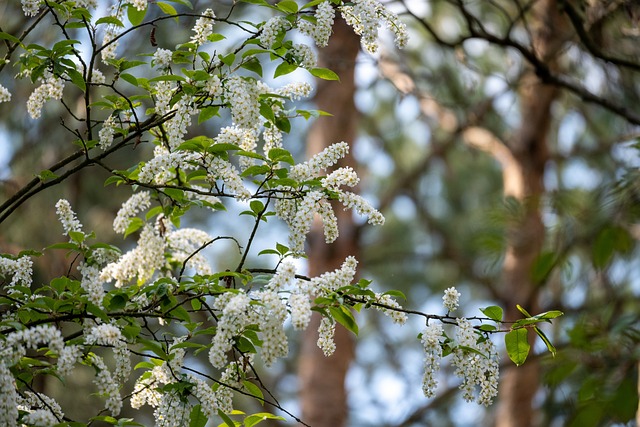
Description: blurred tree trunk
xmin=298 ymin=16 xmax=360 ymax=427
xmin=495 ymin=1 xmax=568 ymax=426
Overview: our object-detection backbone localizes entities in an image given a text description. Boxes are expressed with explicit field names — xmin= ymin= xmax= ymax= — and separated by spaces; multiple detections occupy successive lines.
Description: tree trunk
xmin=496 ymin=1 xmax=568 ymax=426
xmin=298 ymin=16 xmax=360 ymax=427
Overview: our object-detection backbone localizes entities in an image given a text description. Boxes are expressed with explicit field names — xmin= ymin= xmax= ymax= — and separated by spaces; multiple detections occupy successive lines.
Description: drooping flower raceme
xmin=0 ymin=85 xmax=11 ymax=103
xmin=113 ymin=191 xmax=152 ymax=234
xmin=443 ymin=286 xmax=461 ymax=312
xmin=339 ymin=0 xmax=408 ymax=54
xmin=299 ymin=0 xmax=335 ymax=47
xmin=421 ymin=323 xmax=444 ymax=398
xmin=27 ymin=73 xmax=64 ymax=119
xmin=191 ymin=9 xmax=216 ymax=46
xmin=451 ymin=318 xmax=500 ymax=406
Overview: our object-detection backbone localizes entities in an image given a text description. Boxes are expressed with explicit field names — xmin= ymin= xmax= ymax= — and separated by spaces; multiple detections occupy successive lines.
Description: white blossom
xmin=224 ymin=76 xmax=260 ymax=129
xmin=0 ymin=85 xmax=11 ymax=103
xmin=191 ymin=9 xmax=216 ymax=46
xmin=317 ymin=317 xmax=336 ymax=356
xmin=0 ymin=255 xmax=33 ymax=290
xmin=373 ymin=293 xmax=408 ymax=324
xmin=340 ymin=0 xmax=408 ymax=54
xmin=292 ymin=43 xmax=317 ymax=68
xmin=99 ymin=114 xmax=117 ymax=149
xmin=443 ymin=286 xmax=461 ymax=312
xmin=27 ymin=74 xmax=64 ymax=119
xmin=90 ymin=354 xmax=122 ymax=415
xmin=153 ymin=48 xmax=173 ymax=69
xmin=0 ymin=363 xmax=18 ymax=426
xmin=129 ymin=0 xmax=147 ymax=12
xmin=451 ymin=318 xmax=500 ymax=405
xmin=289 ymin=141 xmax=349 ymax=181
xmin=55 ymin=199 xmax=83 ymax=237
xmin=337 ymin=190 xmax=385 ymax=225
xmin=289 ymin=292 xmax=312 ymax=330
xmin=421 ymin=323 xmax=444 ymax=398
xmin=21 ymin=0 xmax=43 ymax=16
xmin=299 ymin=1 xmax=335 ymax=47
xmin=113 ymin=191 xmax=151 ymax=234
xmin=260 ymin=16 xmax=289 ymax=47
xmin=78 ymin=263 xmax=105 ymax=306
xmin=91 ymin=68 xmax=106 ymax=84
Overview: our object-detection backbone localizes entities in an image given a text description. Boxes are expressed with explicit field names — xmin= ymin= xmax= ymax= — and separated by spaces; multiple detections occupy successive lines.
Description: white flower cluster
xmin=191 ymin=9 xmax=216 ymax=46
xmin=27 ymin=73 xmax=64 ymax=119
xmin=443 ymin=286 xmax=461 ymax=311
xmin=260 ymin=16 xmax=289 ymax=47
xmin=138 ymin=146 xmax=199 ymax=185
xmin=0 ymin=363 xmax=18 ymax=426
xmin=205 ymin=74 xmax=222 ymax=98
xmin=224 ymin=76 xmax=260 ymax=129
xmin=0 ymin=255 xmax=33 ymax=291
xmin=100 ymin=4 xmax=125 ymax=64
xmin=2 ymin=325 xmax=64 ymax=367
xmin=90 ymin=68 xmax=106 ymax=84
xmin=287 ymin=190 xmax=324 ymax=253
xmin=153 ymin=48 xmax=173 ymax=69
xmin=451 ymin=318 xmax=500 ymax=406
xmin=317 ymin=317 xmax=336 ymax=356
xmin=215 ymin=126 xmax=258 ymax=172
xmin=18 ymin=391 xmax=64 ymax=426
xmin=289 ymin=292 xmax=312 ymax=330
xmin=165 ymin=95 xmax=198 ymax=149
xmin=263 ymin=126 xmax=283 ymax=155
xmin=290 ymin=141 xmax=350 ymax=181
xmin=421 ymin=323 xmax=444 ymax=398
xmin=337 ymin=191 xmax=385 ymax=225
xmin=209 ymin=292 xmax=251 ymax=368
xmin=154 ymin=392 xmax=191 ymax=427
xmin=99 ymin=114 xmax=117 ymax=149
xmin=275 ymin=81 xmax=313 ymax=100
xmin=90 ymin=354 xmax=122 ymax=415
xmin=339 ymin=0 xmax=408 ymax=54
xmin=299 ymin=1 xmax=335 ymax=47
xmin=322 ymin=166 xmax=359 ymax=190
xmin=207 ymin=156 xmax=252 ymax=200
xmin=113 ymin=191 xmax=151 ymax=234
xmin=256 ymin=290 xmax=289 ymax=366
xmin=21 ymin=0 xmax=42 ymax=16
xmin=55 ymin=199 xmax=82 ymax=237
xmin=0 ymin=85 xmax=11 ymax=103
xmin=373 ymin=293 xmax=408 ymax=324
xmin=129 ymin=0 xmax=147 ymax=12
xmin=57 ymin=344 xmax=82 ymax=377
xmin=100 ymin=224 xmax=166 ymax=287
xmin=166 ymin=228 xmax=214 ymax=275
xmin=267 ymin=259 xmax=297 ymax=290
xmin=292 ymin=43 xmax=317 ymax=68
xmin=190 ymin=375 xmax=219 ymax=418
xmin=78 ymin=263 xmax=105 ymax=306
xmin=311 ymin=256 xmax=358 ymax=294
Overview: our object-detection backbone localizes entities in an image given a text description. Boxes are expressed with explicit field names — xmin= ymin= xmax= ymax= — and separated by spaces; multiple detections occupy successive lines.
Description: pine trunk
xmin=496 ymin=1 xmax=567 ymax=426
xmin=298 ymin=16 xmax=361 ymax=427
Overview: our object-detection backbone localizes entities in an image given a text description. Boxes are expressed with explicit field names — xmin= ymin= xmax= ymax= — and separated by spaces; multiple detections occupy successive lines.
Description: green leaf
xmin=276 ymin=0 xmax=298 ymax=13
xmin=328 ymin=306 xmax=359 ymax=335
xmin=516 ymin=304 xmax=532 ymax=318
xmin=244 ymin=413 xmax=285 ymax=427
xmin=267 ymin=148 xmax=294 ymax=165
xmin=0 ymin=31 xmax=21 ymax=44
xmin=480 ymin=305 xmax=503 ymax=322
xmin=66 ymin=68 xmax=86 ymax=92
xmin=242 ymin=380 xmax=264 ymax=401
xmin=241 ymin=58 xmax=263 ymax=77
xmin=189 ymin=404 xmax=208 ymax=427
xmin=120 ymin=73 xmax=139 ymax=86
xmin=274 ymin=62 xmax=298 ymax=78
xmin=505 ymin=328 xmax=530 ymax=366
xmin=198 ymin=106 xmax=220 ymax=124
xmin=127 ymin=5 xmax=147 ymax=26
xmin=96 ymin=16 xmax=125 ymax=26
xmin=276 ymin=243 xmax=288 ymax=254
xmin=37 ymin=169 xmax=59 ymax=182
xmin=157 ymin=2 xmax=177 ymax=16
xmin=533 ymin=326 xmax=556 ymax=357
xmin=381 ymin=290 xmax=406 ymax=300
xmin=68 ymin=231 xmax=85 ymax=244
xmin=218 ymin=410 xmax=235 ymax=427
xmin=310 ymin=67 xmax=339 ymax=81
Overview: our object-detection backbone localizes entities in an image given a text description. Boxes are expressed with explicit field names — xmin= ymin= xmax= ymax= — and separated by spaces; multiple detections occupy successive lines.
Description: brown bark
xmin=495 ymin=1 xmax=568 ymax=426
xmin=297 ymin=17 xmax=360 ymax=427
